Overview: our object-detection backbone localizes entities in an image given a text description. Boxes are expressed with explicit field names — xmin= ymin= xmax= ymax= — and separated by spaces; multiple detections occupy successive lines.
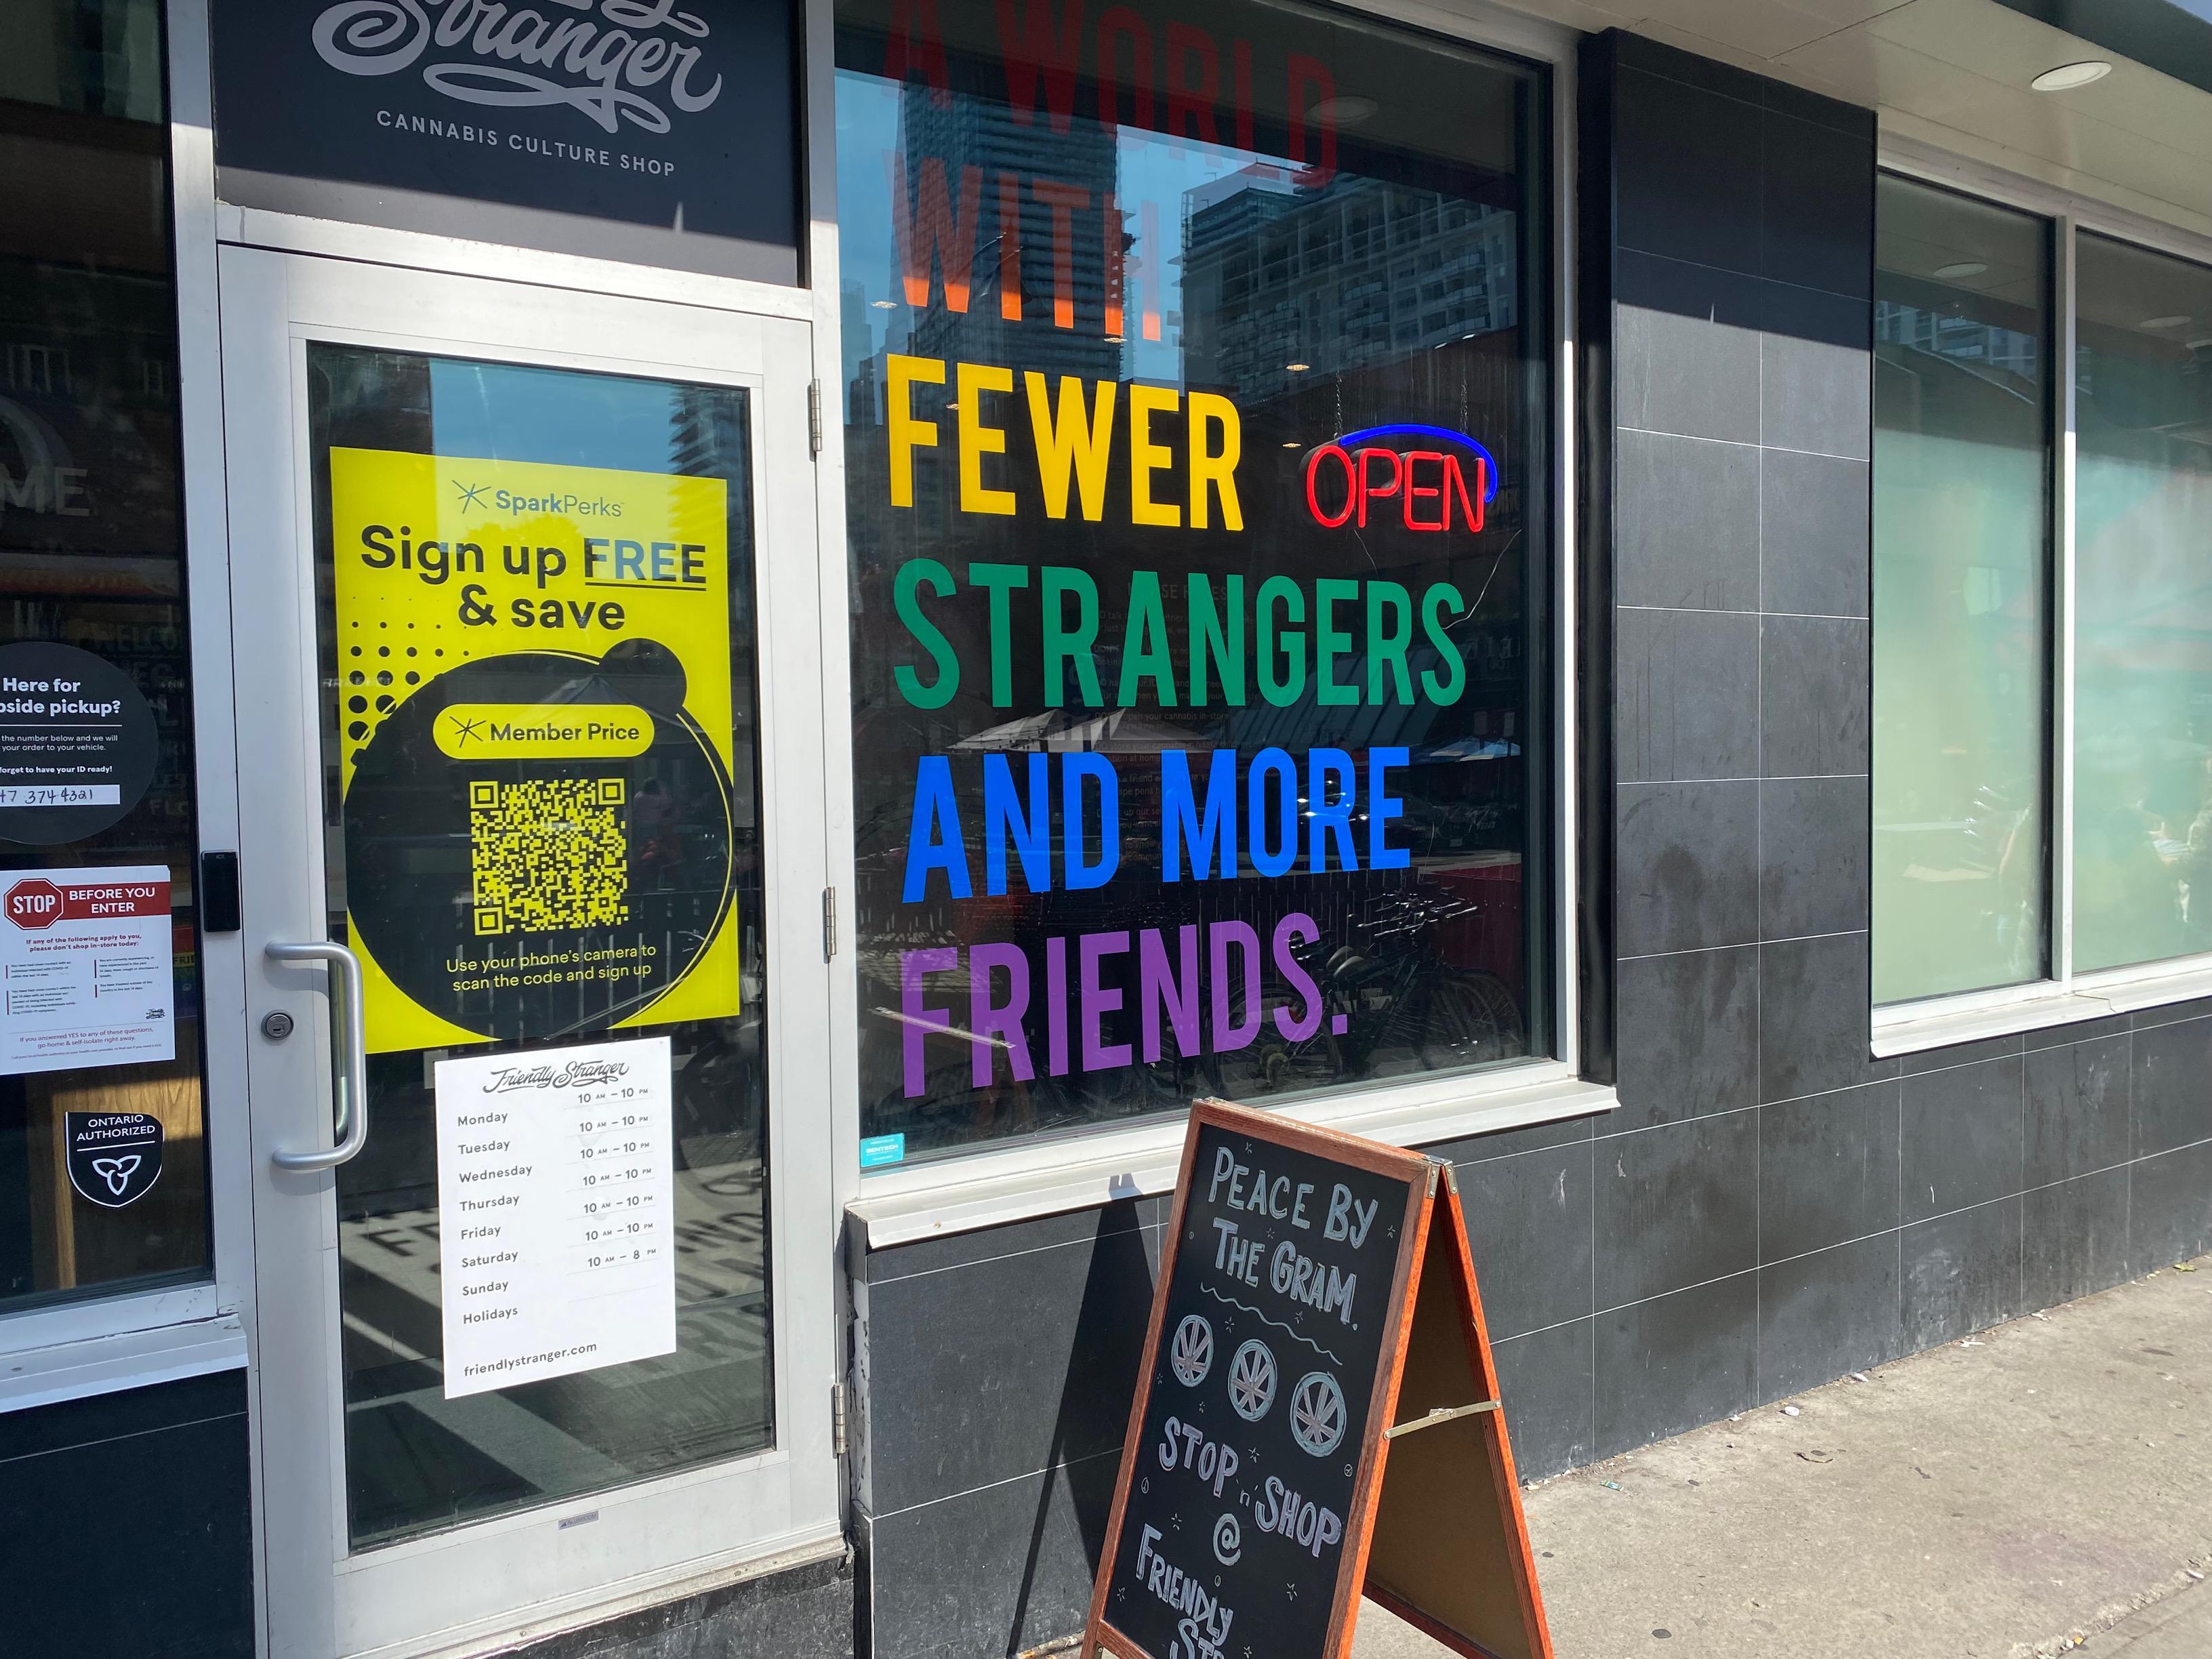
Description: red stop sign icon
xmin=5 ymin=878 xmax=64 ymax=930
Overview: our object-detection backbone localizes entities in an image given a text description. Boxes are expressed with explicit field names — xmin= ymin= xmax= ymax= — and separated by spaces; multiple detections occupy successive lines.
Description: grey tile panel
xmin=1613 ymin=943 xmax=1760 ymax=1133
xmin=2131 ymin=1141 xmax=2212 ymax=1269
xmin=1760 ymin=615 xmax=1869 ymax=780
xmin=1758 ymin=1080 xmax=1901 ymax=1261
xmin=1616 ymin=251 xmax=1763 ymax=445
xmin=1759 ymin=281 xmax=1873 ymax=459
xmin=1759 ymin=775 xmax=1870 ymax=943
xmin=1616 ymin=429 xmax=1761 ymax=612
xmin=1615 ymin=68 xmax=1763 ymax=275
xmin=1759 ymin=932 xmax=1891 ymax=1103
xmin=2024 ymin=1034 xmax=2131 ymax=1189
xmin=863 ymin=1452 xmax=1120 ymax=1659
xmin=1898 ymin=1197 xmax=2024 ymax=1350
xmin=1617 ymin=606 xmax=1761 ymax=783
xmin=2131 ymin=1017 xmax=2212 ymax=1158
xmin=1456 ymin=1140 xmax=1597 ymax=1340
xmin=1593 ymin=1109 xmax=1759 ymax=1308
xmin=1759 ymin=110 xmax=1874 ymax=300
xmin=2022 ymin=1168 xmax=2132 ymax=1311
xmin=1758 ymin=1231 xmax=1902 ymax=1399
xmin=1759 ymin=448 xmax=1870 ymax=619
xmin=862 ymin=1215 xmax=1155 ymax=1516
xmin=1491 ymin=1319 xmax=1597 ymax=1482
xmin=1900 ymin=1055 xmax=2026 ymax=1225
xmin=1594 ymin=1271 xmax=1759 ymax=1459
xmin=1618 ymin=779 xmax=1760 ymax=956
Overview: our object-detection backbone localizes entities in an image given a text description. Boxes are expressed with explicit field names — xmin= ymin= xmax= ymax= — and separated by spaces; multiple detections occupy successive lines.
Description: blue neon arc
xmin=1330 ymin=424 xmax=1502 ymax=503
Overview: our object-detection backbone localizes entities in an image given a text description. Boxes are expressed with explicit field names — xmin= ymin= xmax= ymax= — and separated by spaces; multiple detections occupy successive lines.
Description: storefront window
xmin=2073 ymin=234 xmax=2212 ymax=974
xmin=834 ymin=0 xmax=1551 ymax=1160
xmin=0 ymin=1 xmax=213 ymax=1308
xmin=1871 ymin=178 xmax=2051 ymax=1004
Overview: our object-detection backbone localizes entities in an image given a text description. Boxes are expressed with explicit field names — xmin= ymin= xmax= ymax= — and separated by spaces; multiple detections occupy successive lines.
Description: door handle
xmin=265 ymin=939 xmax=371 ymax=1173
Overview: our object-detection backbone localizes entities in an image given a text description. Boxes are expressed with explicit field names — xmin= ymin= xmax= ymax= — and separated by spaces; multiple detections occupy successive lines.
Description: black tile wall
xmin=1 ymin=1370 xmax=253 ymax=1658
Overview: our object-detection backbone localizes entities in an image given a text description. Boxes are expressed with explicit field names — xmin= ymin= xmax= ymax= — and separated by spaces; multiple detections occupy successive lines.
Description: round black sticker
xmin=0 ymin=642 xmax=159 ymax=845
xmin=343 ymin=646 xmax=736 ymax=1045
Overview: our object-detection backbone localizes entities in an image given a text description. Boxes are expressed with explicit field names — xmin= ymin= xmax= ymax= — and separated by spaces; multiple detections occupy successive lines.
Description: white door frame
xmin=218 ymin=245 xmax=842 ymax=1659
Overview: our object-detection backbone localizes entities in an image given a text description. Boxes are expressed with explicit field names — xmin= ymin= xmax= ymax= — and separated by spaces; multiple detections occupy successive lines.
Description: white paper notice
xmin=434 ymin=1035 xmax=676 ymax=1399
xmin=1 ymin=864 xmax=175 ymax=1076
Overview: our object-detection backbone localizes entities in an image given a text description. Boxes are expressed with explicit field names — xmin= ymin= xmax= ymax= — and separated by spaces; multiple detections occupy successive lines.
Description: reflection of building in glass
xmin=1875 ymin=299 xmax=2041 ymax=382
xmin=897 ymin=82 xmax=1122 ymax=384
xmin=1181 ymin=167 xmax=1520 ymax=404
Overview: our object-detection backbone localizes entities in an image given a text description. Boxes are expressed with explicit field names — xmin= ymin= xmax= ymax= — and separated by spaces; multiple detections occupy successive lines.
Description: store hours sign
xmin=209 ymin=0 xmax=802 ymax=279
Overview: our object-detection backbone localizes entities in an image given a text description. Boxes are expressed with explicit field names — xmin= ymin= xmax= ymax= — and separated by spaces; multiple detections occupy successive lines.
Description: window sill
xmin=844 ymin=1065 xmax=1616 ymax=1252
xmin=0 ymin=1311 xmax=247 ymax=1414
xmin=1871 ymin=958 xmax=2212 ymax=1058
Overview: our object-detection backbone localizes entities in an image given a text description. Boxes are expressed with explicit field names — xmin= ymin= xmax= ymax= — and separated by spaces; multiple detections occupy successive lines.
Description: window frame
xmin=0 ymin=0 xmax=252 ymax=1406
xmin=838 ymin=0 xmax=1612 ymax=1248
xmin=1874 ymin=137 xmax=2212 ymax=1055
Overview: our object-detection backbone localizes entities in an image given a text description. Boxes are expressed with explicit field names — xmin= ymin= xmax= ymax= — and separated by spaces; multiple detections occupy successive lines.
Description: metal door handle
xmin=266 ymin=939 xmax=370 ymax=1172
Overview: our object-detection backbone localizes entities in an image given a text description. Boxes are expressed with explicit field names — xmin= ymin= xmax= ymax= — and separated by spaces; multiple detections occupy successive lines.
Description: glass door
xmin=220 ymin=247 xmax=838 ymax=1658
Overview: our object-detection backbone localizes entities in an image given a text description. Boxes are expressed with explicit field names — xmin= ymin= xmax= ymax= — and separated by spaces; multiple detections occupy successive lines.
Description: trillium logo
xmin=310 ymin=0 xmax=726 ymax=136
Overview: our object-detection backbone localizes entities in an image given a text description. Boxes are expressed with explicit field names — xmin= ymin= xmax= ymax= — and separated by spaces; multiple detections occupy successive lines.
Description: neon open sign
xmin=1303 ymin=424 xmax=1500 ymax=533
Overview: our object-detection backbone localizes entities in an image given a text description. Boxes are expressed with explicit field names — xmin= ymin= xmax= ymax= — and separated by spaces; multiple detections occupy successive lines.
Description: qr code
xmin=468 ymin=777 xmax=630 ymax=936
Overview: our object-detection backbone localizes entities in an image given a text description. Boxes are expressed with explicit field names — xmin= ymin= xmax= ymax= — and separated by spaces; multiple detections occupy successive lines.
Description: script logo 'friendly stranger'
xmin=310 ymin=0 xmax=726 ymax=136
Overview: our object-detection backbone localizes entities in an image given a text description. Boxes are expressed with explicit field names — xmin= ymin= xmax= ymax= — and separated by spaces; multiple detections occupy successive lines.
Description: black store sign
xmin=209 ymin=0 xmax=802 ymax=281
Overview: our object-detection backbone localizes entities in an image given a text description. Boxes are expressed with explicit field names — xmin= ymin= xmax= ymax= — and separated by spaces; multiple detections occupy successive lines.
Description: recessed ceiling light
xmin=1933 ymin=261 xmax=1989 ymax=280
xmin=2030 ymin=60 xmax=2111 ymax=91
xmin=1307 ymin=96 xmax=1378 ymax=125
xmin=1285 ymin=362 xmax=1311 ymax=373
xmin=870 ymin=299 xmax=897 ymax=309
xmin=2142 ymin=314 xmax=2193 ymax=329
xmin=1282 ymin=441 xmax=1303 ymax=449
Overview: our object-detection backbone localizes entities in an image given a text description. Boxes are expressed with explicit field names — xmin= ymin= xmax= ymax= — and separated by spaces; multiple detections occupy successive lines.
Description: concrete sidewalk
xmin=1353 ymin=1255 xmax=2212 ymax=1659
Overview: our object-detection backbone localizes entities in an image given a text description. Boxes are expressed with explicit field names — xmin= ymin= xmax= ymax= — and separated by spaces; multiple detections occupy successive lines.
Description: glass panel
xmin=308 ymin=348 xmax=773 ymax=1548
xmin=0 ymin=0 xmax=213 ymax=1307
xmin=1871 ymin=176 xmax=2051 ymax=1004
xmin=2072 ymin=234 xmax=2212 ymax=974
xmin=835 ymin=0 xmax=1551 ymax=1163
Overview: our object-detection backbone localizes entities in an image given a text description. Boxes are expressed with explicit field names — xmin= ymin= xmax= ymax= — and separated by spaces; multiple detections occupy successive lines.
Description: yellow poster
xmin=329 ymin=447 xmax=739 ymax=1054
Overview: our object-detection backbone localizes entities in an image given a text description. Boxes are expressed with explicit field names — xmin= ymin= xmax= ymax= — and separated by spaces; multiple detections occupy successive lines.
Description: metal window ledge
xmin=1873 ymin=958 xmax=2212 ymax=1059
xmin=0 ymin=1313 xmax=247 ymax=1414
xmin=846 ymin=1068 xmax=1616 ymax=1254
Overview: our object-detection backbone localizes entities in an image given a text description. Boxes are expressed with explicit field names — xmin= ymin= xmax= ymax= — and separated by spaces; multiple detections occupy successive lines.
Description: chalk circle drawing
xmin=1228 ymin=1338 xmax=1276 ymax=1421
xmin=1172 ymin=1314 xmax=1214 ymax=1387
xmin=1289 ymin=1371 xmax=1347 ymax=1456
xmin=1212 ymin=1513 xmax=1242 ymax=1566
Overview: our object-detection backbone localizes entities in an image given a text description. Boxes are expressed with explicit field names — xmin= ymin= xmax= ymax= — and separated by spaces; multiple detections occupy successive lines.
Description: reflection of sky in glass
xmin=836 ymin=70 xmax=1269 ymax=387
xmin=426 ymin=359 xmax=686 ymax=473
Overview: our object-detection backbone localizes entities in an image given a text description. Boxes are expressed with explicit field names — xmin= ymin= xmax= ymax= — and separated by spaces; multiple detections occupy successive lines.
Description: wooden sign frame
xmin=1081 ymin=1099 xmax=1553 ymax=1659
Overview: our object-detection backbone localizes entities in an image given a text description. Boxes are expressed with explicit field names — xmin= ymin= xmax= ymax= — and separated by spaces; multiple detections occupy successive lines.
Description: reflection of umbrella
xmin=1414 ymin=736 xmax=1521 ymax=763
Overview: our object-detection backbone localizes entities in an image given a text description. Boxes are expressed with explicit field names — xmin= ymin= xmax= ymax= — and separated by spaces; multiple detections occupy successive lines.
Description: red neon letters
xmin=1303 ymin=445 xmax=1486 ymax=533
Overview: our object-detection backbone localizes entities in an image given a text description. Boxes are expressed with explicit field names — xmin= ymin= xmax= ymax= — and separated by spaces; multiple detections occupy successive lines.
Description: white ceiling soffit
xmin=1453 ymin=0 xmax=2212 ymax=240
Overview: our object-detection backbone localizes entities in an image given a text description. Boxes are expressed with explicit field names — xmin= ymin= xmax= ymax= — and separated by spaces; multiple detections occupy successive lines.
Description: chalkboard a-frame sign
xmin=1082 ymin=1101 xmax=1554 ymax=1659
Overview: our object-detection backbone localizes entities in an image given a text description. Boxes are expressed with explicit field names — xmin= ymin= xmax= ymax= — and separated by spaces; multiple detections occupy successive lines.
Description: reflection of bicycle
xmin=673 ymin=1015 xmax=764 ymax=1172
xmin=1266 ymin=890 xmax=1526 ymax=1086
